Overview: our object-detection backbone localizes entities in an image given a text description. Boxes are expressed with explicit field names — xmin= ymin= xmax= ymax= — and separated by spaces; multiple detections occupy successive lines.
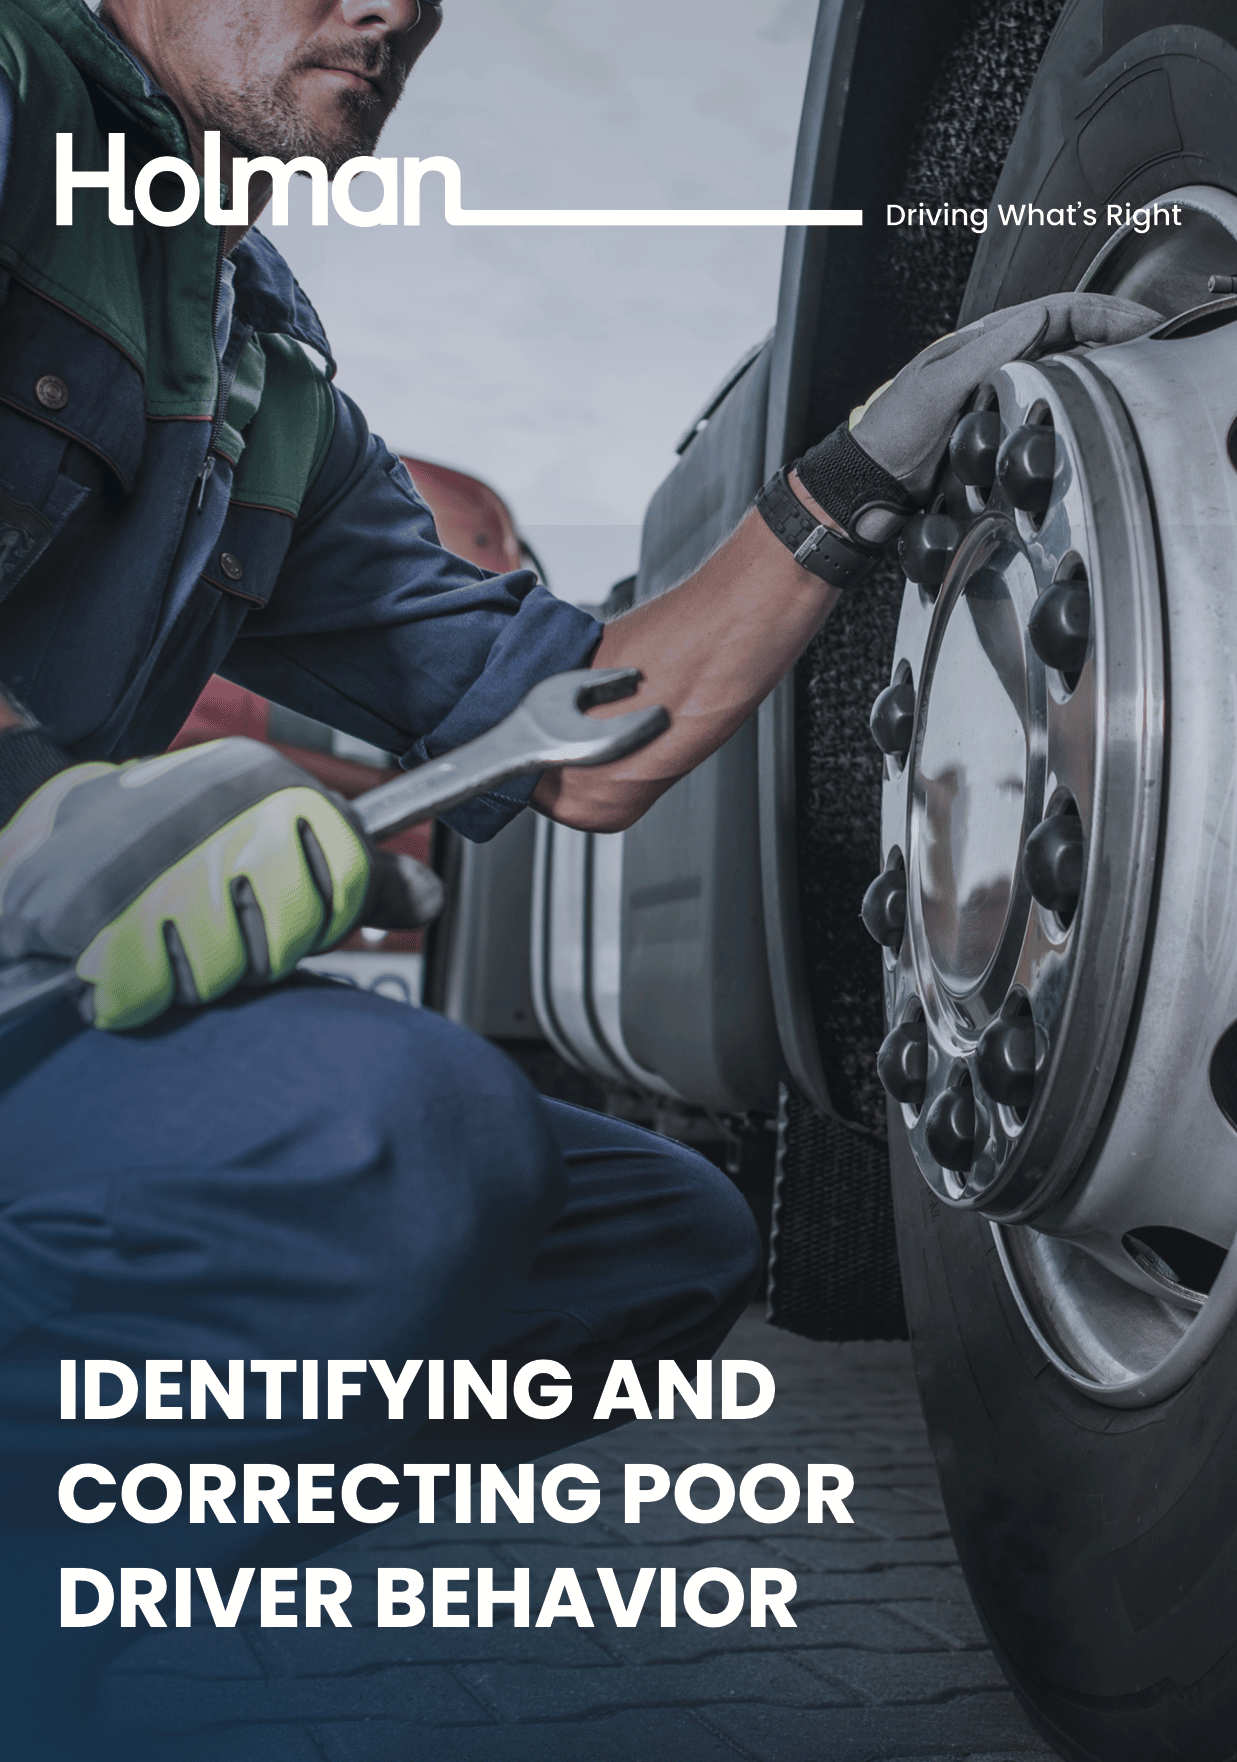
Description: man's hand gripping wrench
xmin=0 ymin=667 xmax=668 ymax=1026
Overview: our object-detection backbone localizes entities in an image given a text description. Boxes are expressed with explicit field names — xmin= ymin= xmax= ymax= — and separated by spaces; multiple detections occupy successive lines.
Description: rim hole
xmin=1123 ymin=1227 xmax=1227 ymax=1300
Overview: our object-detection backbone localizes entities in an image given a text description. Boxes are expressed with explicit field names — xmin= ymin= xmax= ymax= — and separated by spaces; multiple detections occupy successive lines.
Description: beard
xmin=195 ymin=38 xmax=407 ymax=176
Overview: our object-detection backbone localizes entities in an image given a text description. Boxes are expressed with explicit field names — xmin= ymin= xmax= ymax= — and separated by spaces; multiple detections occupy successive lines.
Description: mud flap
xmin=766 ymin=1084 xmax=907 ymax=1341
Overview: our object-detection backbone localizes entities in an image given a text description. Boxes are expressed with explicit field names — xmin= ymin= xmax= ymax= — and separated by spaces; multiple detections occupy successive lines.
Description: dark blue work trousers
xmin=0 ymin=979 xmax=762 ymax=1749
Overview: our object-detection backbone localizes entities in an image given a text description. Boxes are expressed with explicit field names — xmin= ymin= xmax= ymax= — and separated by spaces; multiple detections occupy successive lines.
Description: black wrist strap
xmin=0 ymin=727 xmax=74 ymax=827
xmin=795 ymin=423 xmax=917 ymax=543
xmin=754 ymin=466 xmax=880 ymax=589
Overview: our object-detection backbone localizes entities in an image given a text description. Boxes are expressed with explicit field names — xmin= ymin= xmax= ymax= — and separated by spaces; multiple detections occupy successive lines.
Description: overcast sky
xmin=273 ymin=0 xmax=819 ymax=598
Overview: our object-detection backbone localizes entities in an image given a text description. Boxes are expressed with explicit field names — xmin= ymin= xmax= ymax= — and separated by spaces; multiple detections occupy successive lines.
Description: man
xmin=0 ymin=0 xmax=1155 ymax=1745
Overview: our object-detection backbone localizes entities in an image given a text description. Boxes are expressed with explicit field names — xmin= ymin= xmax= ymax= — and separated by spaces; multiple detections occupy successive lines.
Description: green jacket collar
xmin=7 ymin=0 xmax=189 ymax=154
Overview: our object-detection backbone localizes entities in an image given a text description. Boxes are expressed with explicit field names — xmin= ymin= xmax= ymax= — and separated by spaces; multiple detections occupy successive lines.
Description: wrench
xmin=0 ymin=667 xmax=668 ymax=1027
xmin=354 ymin=666 xmax=665 ymax=838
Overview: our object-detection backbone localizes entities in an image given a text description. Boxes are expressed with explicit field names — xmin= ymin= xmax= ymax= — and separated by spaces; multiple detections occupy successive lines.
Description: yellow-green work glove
xmin=0 ymin=738 xmax=371 ymax=1030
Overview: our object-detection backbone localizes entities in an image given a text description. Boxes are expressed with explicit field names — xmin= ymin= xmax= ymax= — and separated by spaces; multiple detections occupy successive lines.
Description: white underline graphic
xmin=403 ymin=159 xmax=862 ymax=227
xmin=444 ymin=208 xmax=863 ymax=227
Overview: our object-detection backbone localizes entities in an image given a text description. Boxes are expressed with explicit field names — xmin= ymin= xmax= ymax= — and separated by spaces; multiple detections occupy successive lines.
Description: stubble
xmin=194 ymin=38 xmax=407 ymax=174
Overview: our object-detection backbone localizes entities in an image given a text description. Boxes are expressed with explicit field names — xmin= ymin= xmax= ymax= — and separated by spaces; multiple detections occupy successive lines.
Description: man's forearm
xmin=534 ymin=291 xmax=1163 ymax=835
xmin=533 ymin=472 xmax=843 ymax=832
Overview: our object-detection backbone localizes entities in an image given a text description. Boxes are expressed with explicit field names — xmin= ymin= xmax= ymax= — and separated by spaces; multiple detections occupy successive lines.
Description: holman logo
xmin=56 ymin=132 xmax=863 ymax=230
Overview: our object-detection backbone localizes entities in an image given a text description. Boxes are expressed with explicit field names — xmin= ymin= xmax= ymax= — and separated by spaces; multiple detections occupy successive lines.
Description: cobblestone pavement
xmin=99 ymin=1308 xmax=1060 ymax=1762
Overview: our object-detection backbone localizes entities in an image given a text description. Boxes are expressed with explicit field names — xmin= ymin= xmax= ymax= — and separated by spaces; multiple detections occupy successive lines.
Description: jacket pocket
xmin=0 ymin=281 xmax=145 ymax=490
xmin=0 ymin=283 xmax=146 ymax=604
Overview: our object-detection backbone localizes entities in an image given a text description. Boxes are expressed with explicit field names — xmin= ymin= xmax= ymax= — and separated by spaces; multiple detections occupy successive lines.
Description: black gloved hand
xmin=795 ymin=291 xmax=1160 ymax=546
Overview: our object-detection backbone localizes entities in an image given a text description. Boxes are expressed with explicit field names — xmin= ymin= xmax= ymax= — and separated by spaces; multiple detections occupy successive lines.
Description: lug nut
xmin=870 ymin=680 xmax=916 ymax=758
xmin=1025 ymin=812 xmax=1083 ymax=917
xmin=862 ymin=867 xmax=906 ymax=950
xmin=970 ymin=1151 xmax=998 ymax=1189
xmin=898 ymin=513 xmax=961 ymax=588
xmin=1028 ymin=578 xmax=1090 ymax=674
xmin=924 ymin=1085 xmax=976 ymax=1171
xmin=976 ymin=1015 xmax=1037 ymax=1111
xmin=996 ymin=425 xmax=1056 ymax=514
xmin=878 ymin=1018 xmax=928 ymax=1108
xmin=949 ymin=410 xmax=1002 ymax=489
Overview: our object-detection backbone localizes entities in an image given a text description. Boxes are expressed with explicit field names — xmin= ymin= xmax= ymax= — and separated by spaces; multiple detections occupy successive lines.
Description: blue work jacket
xmin=0 ymin=1 xmax=601 ymax=841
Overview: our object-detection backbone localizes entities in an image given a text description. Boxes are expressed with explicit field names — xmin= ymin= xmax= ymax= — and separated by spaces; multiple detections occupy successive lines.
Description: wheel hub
xmin=913 ymin=551 xmax=1030 ymax=997
xmin=881 ymin=351 xmax=1162 ymax=1223
xmin=871 ymin=186 xmax=1237 ymax=1400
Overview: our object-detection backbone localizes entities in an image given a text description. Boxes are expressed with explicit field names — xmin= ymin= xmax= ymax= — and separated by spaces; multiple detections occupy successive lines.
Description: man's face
xmin=110 ymin=1 xmax=439 ymax=174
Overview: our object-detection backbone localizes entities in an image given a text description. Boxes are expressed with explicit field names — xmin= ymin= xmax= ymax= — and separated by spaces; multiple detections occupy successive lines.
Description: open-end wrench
xmin=354 ymin=665 xmax=665 ymax=838
xmin=0 ymin=667 xmax=668 ymax=1027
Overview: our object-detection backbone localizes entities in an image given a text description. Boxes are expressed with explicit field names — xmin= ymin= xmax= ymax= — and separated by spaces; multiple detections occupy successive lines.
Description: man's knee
xmin=526 ymin=1100 xmax=764 ymax=1365
xmin=251 ymin=985 xmax=569 ymax=1345
xmin=1 ymin=982 xmax=568 ymax=1363
xmin=653 ymin=1137 xmax=764 ymax=1329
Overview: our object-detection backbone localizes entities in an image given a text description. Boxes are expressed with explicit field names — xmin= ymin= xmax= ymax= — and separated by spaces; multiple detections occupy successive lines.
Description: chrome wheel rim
xmin=877 ymin=188 xmax=1237 ymax=1403
xmin=884 ymin=356 xmax=1162 ymax=1223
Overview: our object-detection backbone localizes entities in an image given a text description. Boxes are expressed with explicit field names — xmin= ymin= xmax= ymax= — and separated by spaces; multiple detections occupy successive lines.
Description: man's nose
xmin=339 ymin=0 xmax=421 ymax=31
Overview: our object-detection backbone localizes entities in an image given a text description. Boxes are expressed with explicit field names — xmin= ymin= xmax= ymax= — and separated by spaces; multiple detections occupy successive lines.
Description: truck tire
xmin=761 ymin=0 xmax=1067 ymax=1339
xmin=882 ymin=3 xmax=1237 ymax=1755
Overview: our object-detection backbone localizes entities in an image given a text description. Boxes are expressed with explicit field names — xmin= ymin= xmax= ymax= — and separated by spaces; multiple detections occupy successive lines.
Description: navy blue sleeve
xmin=221 ymin=388 xmax=602 ymax=841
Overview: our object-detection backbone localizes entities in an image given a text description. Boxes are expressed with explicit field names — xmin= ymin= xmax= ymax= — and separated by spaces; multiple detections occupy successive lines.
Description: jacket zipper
xmin=195 ymin=233 xmax=228 ymax=510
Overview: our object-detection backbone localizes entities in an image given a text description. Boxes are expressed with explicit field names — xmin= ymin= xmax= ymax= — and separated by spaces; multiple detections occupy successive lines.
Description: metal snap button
xmin=35 ymin=375 xmax=69 ymax=412
xmin=219 ymin=552 xmax=244 ymax=581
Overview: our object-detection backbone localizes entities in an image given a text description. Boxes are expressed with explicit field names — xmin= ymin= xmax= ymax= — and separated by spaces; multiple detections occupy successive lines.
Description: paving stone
xmin=192 ymin=1726 xmax=332 ymax=1762
xmin=77 ymin=1717 xmax=332 ymax=1762
xmin=98 ymin=1310 xmax=1056 ymax=1759
xmin=246 ymin=1619 xmax=613 ymax=1675
xmin=773 ymin=1537 xmax=961 ymax=1572
xmin=455 ymin=1649 xmax=856 ymax=1721
xmin=103 ymin=1626 xmax=267 ymax=1679
xmin=797 ymin=1644 xmax=1011 ymax=1703
xmin=790 ymin=1564 xmax=973 ymax=1605
xmin=704 ymin=1693 xmax=1058 ymax=1760
xmin=494 ymin=1537 xmax=794 ymax=1581
xmin=210 ymin=1730 xmax=328 ymax=1762
xmin=882 ymin=1595 xmax=992 ymax=1650
xmin=312 ymin=1707 xmax=752 ymax=1762
xmin=853 ymin=1511 xmax=955 ymax=1542
xmin=877 ymin=1754 xmax=1059 ymax=1762
xmin=342 ymin=1539 xmax=517 ymax=1567
xmin=605 ymin=1600 xmax=944 ymax=1663
xmin=95 ymin=1662 xmax=486 ymax=1730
